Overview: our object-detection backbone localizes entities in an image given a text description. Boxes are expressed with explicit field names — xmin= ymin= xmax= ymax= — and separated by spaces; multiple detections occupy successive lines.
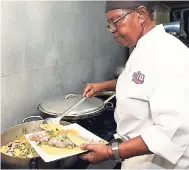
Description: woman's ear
xmin=137 ymin=6 xmax=147 ymax=24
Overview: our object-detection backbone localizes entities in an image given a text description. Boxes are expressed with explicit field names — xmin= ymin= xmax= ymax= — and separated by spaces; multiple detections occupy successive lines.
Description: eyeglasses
xmin=106 ymin=9 xmax=135 ymax=32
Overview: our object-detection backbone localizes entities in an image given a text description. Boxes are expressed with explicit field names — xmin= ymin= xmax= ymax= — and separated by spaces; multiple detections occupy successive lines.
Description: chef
xmin=80 ymin=1 xmax=189 ymax=169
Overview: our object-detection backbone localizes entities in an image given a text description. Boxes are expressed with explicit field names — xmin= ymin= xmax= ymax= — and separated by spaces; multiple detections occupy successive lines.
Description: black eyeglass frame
xmin=106 ymin=8 xmax=137 ymax=32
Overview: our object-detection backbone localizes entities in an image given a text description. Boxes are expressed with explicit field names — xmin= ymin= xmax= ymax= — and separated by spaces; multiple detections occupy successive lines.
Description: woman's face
xmin=105 ymin=8 xmax=146 ymax=48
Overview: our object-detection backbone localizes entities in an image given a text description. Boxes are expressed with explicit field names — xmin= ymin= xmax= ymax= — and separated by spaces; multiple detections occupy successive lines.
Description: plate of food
xmin=24 ymin=123 xmax=107 ymax=162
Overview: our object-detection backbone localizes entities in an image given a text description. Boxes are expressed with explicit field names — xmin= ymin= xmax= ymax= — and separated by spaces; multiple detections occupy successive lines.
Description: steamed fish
xmin=29 ymin=131 xmax=85 ymax=149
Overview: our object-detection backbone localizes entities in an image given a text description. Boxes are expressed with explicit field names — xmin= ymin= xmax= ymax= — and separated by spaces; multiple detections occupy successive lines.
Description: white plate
xmin=25 ymin=123 xmax=108 ymax=162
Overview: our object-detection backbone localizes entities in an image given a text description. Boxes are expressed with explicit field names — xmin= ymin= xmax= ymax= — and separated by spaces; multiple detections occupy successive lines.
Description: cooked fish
xmin=29 ymin=133 xmax=50 ymax=142
xmin=48 ymin=138 xmax=76 ymax=148
xmin=29 ymin=132 xmax=76 ymax=149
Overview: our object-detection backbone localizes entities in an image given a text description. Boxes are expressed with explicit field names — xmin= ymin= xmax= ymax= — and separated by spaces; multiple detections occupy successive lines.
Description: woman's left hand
xmin=79 ymin=144 xmax=112 ymax=163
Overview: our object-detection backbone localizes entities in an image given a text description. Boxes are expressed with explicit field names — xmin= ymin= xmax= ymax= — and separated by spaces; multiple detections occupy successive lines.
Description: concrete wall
xmin=1 ymin=1 xmax=126 ymax=131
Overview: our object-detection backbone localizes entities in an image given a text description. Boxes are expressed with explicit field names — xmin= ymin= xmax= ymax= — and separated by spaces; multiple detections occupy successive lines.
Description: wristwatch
xmin=111 ymin=142 xmax=123 ymax=162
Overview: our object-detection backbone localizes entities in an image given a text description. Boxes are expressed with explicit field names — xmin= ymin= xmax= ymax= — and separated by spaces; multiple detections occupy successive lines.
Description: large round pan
xmin=38 ymin=93 xmax=116 ymax=120
xmin=1 ymin=116 xmax=71 ymax=169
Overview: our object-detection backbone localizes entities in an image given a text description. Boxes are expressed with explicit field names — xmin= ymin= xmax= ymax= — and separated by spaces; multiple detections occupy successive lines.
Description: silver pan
xmin=38 ymin=93 xmax=116 ymax=120
xmin=1 ymin=116 xmax=71 ymax=169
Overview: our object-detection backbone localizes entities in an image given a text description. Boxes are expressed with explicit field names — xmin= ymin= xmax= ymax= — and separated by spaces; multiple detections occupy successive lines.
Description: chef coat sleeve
xmin=140 ymin=57 xmax=189 ymax=165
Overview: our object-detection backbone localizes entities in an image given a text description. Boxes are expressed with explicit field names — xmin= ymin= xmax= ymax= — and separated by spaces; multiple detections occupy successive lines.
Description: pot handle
xmin=65 ymin=94 xmax=77 ymax=99
xmin=23 ymin=116 xmax=43 ymax=123
xmin=103 ymin=93 xmax=116 ymax=104
xmin=105 ymin=102 xmax=114 ymax=109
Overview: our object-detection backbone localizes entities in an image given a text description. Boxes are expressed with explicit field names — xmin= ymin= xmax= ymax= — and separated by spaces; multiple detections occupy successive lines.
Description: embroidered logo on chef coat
xmin=132 ymin=71 xmax=145 ymax=84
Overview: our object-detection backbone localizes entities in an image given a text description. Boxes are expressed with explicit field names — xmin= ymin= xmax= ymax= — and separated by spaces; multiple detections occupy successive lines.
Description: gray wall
xmin=1 ymin=1 xmax=126 ymax=131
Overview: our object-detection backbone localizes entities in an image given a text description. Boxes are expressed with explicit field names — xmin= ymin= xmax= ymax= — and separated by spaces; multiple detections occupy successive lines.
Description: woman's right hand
xmin=83 ymin=82 xmax=105 ymax=98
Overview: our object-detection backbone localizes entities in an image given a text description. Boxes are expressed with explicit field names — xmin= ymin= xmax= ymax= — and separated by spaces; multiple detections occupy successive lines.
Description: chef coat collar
xmin=136 ymin=24 xmax=165 ymax=48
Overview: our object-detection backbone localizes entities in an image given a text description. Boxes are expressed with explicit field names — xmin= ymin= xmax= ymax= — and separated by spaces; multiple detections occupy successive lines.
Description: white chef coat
xmin=115 ymin=24 xmax=189 ymax=169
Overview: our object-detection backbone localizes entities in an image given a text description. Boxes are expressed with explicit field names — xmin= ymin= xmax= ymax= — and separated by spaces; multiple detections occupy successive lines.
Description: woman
xmin=80 ymin=1 xmax=189 ymax=169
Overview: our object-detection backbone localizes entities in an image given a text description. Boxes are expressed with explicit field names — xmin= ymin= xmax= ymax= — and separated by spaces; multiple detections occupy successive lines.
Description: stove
xmin=67 ymin=95 xmax=117 ymax=141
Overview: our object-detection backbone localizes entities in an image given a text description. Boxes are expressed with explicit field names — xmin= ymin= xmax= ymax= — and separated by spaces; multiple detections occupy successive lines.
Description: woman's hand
xmin=83 ymin=82 xmax=104 ymax=97
xmin=79 ymin=144 xmax=112 ymax=163
xmin=83 ymin=80 xmax=117 ymax=97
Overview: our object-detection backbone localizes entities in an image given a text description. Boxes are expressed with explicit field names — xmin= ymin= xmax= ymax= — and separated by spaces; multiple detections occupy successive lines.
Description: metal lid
xmin=38 ymin=94 xmax=105 ymax=117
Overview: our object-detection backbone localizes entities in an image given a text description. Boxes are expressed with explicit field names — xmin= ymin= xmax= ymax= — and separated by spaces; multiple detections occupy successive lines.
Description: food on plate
xmin=0 ymin=136 xmax=38 ymax=158
xmin=1 ymin=123 xmax=107 ymax=158
xmin=29 ymin=130 xmax=89 ymax=155
xmin=60 ymin=129 xmax=79 ymax=135
xmin=40 ymin=145 xmax=83 ymax=155
xmin=66 ymin=133 xmax=89 ymax=146
xmin=40 ymin=123 xmax=79 ymax=135
xmin=29 ymin=131 xmax=77 ymax=148
xmin=40 ymin=123 xmax=64 ymax=132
